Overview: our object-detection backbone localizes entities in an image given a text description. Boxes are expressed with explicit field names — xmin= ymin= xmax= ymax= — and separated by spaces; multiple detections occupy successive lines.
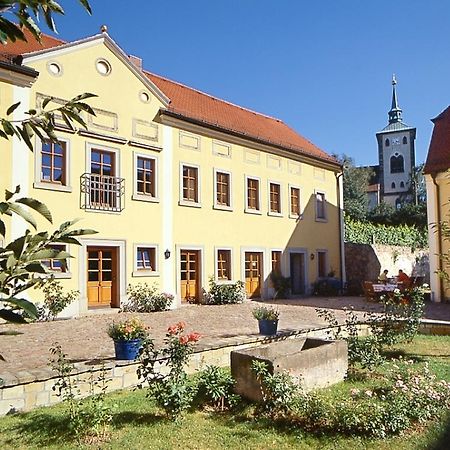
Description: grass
xmin=0 ymin=335 xmax=449 ymax=450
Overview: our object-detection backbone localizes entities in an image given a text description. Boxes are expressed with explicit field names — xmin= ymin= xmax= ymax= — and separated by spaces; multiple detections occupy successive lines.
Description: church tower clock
xmin=375 ymin=75 xmax=416 ymax=207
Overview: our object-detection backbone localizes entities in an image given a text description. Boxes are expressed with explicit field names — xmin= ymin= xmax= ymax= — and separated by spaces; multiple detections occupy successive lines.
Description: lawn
xmin=0 ymin=335 xmax=449 ymax=450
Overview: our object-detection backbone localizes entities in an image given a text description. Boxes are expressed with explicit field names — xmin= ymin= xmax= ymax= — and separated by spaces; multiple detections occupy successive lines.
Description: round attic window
xmin=47 ymin=61 xmax=62 ymax=76
xmin=96 ymin=58 xmax=111 ymax=76
xmin=139 ymin=90 xmax=151 ymax=103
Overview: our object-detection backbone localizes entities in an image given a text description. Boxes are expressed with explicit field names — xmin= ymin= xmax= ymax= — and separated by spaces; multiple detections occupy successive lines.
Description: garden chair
xmin=362 ymin=281 xmax=377 ymax=302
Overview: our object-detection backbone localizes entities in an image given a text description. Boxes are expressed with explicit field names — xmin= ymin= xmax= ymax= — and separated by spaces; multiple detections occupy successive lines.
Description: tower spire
xmin=388 ymin=74 xmax=402 ymax=124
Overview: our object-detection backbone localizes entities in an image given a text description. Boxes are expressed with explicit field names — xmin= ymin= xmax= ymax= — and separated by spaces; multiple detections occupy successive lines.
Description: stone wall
xmin=345 ymin=243 xmax=429 ymax=292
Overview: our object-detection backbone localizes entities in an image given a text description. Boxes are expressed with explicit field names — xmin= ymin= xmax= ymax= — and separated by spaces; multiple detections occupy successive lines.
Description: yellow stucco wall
xmin=2 ymin=36 xmax=342 ymax=314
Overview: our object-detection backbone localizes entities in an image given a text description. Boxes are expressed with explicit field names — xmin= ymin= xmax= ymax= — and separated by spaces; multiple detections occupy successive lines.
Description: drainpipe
xmin=432 ymin=174 xmax=444 ymax=301
xmin=336 ymin=172 xmax=346 ymax=287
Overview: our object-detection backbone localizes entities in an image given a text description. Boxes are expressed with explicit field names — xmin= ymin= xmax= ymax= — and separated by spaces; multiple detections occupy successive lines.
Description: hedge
xmin=344 ymin=218 xmax=428 ymax=249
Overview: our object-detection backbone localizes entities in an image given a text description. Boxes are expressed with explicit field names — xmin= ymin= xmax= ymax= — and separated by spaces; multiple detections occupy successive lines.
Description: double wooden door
xmin=87 ymin=246 xmax=118 ymax=307
xmin=180 ymin=250 xmax=200 ymax=302
xmin=245 ymin=252 xmax=263 ymax=298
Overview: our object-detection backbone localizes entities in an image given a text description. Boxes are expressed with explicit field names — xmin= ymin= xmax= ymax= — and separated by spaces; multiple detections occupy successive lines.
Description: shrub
xmin=269 ymin=272 xmax=291 ymax=299
xmin=344 ymin=217 xmax=428 ymax=249
xmin=317 ymin=285 xmax=426 ymax=369
xmin=251 ymin=360 xmax=302 ymax=419
xmin=138 ymin=321 xmax=201 ymax=421
xmin=123 ymin=283 xmax=173 ymax=312
xmin=37 ymin=279 xmax=79 ymax=321
xmin=196 ymin=365 xmax=240 ymax=411
xmin=202 ymin=278 xmax=246 ymax=305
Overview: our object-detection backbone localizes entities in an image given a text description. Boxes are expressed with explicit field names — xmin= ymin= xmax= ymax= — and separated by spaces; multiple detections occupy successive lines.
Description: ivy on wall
xmin=344 ymin=218 xmax=428 ymax=250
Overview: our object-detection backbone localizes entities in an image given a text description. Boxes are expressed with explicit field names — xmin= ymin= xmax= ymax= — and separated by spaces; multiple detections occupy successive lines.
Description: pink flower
xmin=167 ymin=325 xmax=178 ymax=335
xmin=176 ymin=321 xmax=186 ymax=332
xmin=179 ymin=335 xmax=189 ymax=345
xmin=187 ymin=332 xmax=201 ymax=342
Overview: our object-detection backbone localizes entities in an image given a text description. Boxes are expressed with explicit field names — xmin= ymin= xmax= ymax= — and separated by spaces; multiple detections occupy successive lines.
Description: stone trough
xmin=231 ymin=337 xmax=348 ymax=401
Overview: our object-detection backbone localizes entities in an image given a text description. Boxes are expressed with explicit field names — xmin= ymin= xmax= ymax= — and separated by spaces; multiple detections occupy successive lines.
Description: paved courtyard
xmin=1 ymin=296 xmax=450 ymax=376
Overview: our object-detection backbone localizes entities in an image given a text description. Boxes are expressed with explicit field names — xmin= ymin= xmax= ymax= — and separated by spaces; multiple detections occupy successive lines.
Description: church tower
xmin=375 ymin=75 xmax=416 ymax=207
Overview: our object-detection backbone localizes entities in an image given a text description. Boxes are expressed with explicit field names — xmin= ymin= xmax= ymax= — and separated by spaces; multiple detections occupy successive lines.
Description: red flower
xmin=187 ymin=332 xmax=201 ymax=342
xmin=179 ymin=335 xmax=189 ymax=345
xmin=176 ymin=321 xmax=186 ymax=332
xmin=167 ymin=325 xmax=178 ymax=335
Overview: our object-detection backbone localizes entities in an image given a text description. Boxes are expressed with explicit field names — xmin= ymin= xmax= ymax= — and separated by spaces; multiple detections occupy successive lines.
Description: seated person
xmin=378 ymin=269 xmax=389 ymax=283
xmin=397 ymin=269 xmax=411 ymax=287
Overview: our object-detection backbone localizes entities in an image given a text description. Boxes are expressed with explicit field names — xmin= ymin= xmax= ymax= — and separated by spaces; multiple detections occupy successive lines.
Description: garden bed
xmin=0 ymin=335 xmax=448 ymax=450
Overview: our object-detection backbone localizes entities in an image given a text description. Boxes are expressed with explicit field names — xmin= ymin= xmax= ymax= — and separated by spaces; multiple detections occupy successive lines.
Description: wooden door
xmin=87 ymin=247 xmax=117 ymax=307
xmin=245 ymin=252 xmax=262 ymax=298
xmin=290 ymin=253 xmax=305 ymax=295
xmin=180 ymin=250 xmax=200 ymax=302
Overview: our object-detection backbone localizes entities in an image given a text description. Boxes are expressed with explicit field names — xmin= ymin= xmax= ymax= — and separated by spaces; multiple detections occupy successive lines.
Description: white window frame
xmin=214 ymin=247 xmax=233 ymax=283
xmin=244 ymin=175 xmax=262 ymax=215
xmin=179 ymin=162 xmax=201 ymax=208
xmin=288 ymin=184 xmax=302 ymax=219
xmin=34 ymin=136 xmax=72 ymax=192
xmin=213 ymin=168 xmax=233 ymax=211
xmin=132 ymin=243 xmax=159 ymax=277
xmin=85 ymin=141 xmax=121 ymax=177
xmin=132 ymin=151 xmax=159 ymax=203
xmin=267 ymin=180 xmax=283 ymax=217
xmin=43 ymin=243 xmax=72 ymax=279
xmin=315 ymin=190 xmax=327 ymax=222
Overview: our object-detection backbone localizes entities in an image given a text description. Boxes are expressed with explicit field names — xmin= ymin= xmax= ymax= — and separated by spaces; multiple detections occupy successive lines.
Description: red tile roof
xmin=424 ymin=106 xmax=450 ymax=174
xmin=1 ymin=30 xmax=338 ymax=166
xmin=0 ymin=29 xmax=65 ymax=55
xmin=146 ymin=72 xmax=336 ymax=164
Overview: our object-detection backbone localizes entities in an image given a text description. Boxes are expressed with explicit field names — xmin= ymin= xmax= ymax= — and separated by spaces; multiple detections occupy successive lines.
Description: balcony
xmin=80 ymin=173 xmax=125 ymax=212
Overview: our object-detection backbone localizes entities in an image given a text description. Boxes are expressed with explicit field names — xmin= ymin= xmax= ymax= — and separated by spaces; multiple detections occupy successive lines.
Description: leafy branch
xmin=0 ymin=0 xmax=91 ymax=44
xmin=0 ymin=187 xmax=97 ymax=324
xmin=2 ymin=92 xmax=97 ymax=151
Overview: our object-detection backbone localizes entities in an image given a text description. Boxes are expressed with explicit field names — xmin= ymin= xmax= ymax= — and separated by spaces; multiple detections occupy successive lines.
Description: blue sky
xmin=49 ymin=0 xmax=450 ymax=166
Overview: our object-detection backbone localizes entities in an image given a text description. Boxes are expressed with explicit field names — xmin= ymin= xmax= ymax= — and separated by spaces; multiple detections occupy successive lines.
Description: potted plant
xmin=107 ymin=317 xmax=148 ymax=360
xmin=252 ymin=306 xmax=280 ymax=335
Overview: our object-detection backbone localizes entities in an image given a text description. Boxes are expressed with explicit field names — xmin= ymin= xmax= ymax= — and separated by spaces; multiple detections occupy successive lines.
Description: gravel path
xmin=1 ymin=296 xmax=449 ymax=375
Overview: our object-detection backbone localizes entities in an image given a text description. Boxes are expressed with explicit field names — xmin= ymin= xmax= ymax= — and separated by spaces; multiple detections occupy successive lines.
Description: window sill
xmin=289 ymin=213 xmax=302 ymax=220
xmin=244 ymin=208 xmax=262 ymax=215
xmin=179 ymin=200 xmax=202 ymax=208
xmin=268 ymin=212 xmax=283 ymax=218
xmin=45 ymin=272 xmax=72 ymax=279
xmin=132 ymin=193 xmax=160 ymax=203
xmin=33 ymin=182 xmax=72 ymax=193
xmin=132 ymin=271 xmax=160 ymax=277
xmin=214 ymin=279 xmax=234 ymax=285
xmin=213 ymin=204 xmax=233 ymax=212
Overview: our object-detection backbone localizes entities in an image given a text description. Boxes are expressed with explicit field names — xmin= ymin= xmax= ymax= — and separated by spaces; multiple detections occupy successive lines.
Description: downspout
xmin=336 ymin=172 xmax=346 ymax=287
xmin=432 ymin=174 xmax=444 ymax=301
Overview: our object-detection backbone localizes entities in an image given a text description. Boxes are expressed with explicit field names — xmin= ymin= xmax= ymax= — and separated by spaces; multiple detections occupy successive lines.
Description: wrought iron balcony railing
xmin=80 ymin=173 xmax=125 ymax=212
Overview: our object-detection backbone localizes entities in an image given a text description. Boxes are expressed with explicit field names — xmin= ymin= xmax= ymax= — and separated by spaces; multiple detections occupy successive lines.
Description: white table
xmin=372 ymin=283 xmax=398 ymax=293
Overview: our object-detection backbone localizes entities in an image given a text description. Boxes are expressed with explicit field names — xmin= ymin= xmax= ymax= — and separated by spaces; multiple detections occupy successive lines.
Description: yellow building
xmin=425 ymin=106 xmax=450 ymax=302
xmin=0 ymin=30 xmax=344 ymax=315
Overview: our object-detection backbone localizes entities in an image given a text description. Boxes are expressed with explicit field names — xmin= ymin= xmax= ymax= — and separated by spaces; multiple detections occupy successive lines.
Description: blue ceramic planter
xmin=258 ymin=319 xmax=278 ymax=336
xmin=113 ymin=339 xmax=142 ymax=360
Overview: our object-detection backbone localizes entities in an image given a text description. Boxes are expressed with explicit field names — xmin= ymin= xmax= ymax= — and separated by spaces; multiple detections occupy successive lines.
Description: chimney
xmin=129 ymin=55 xmax=142 ymax=70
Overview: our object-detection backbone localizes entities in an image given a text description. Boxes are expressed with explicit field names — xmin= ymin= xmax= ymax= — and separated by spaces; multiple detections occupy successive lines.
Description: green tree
xmin=0 ymin=1 xmax=95 ymax=324
xmin=333 ymin=154 xmax=374 ymax=221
